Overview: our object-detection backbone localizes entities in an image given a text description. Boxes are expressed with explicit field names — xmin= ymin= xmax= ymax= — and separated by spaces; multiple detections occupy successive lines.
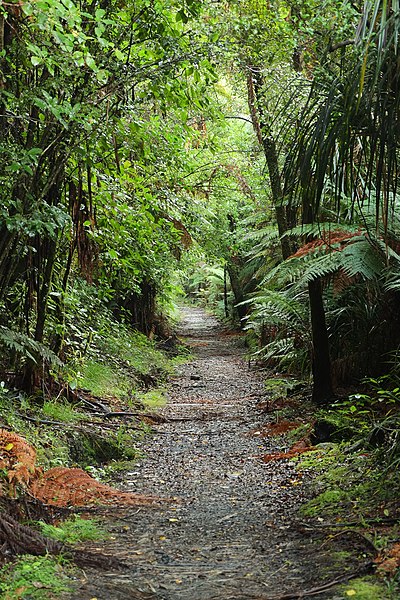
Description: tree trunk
xmin=223 ymin=265 xmax=229 ymax=318
xmin=308 ymin=279 xmax=334 ymax=404
xmin=246 ymin=68 xmax=292 ymax=259
xmin=227 ymin=264 xmax=247 ymax=322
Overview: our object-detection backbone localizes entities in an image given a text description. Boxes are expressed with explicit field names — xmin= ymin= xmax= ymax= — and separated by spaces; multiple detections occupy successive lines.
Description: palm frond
xmin=284 ymin=0 xmax=400 ymax=229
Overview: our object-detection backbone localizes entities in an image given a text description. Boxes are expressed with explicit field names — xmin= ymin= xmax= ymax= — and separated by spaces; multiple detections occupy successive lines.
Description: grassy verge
xmin=0 ymin=555 xmax=74 ymax=600
xmin=289 ymin=391 xmax=400 ymax=598
xmin=0 ymin=517 xmax=107 ymax=599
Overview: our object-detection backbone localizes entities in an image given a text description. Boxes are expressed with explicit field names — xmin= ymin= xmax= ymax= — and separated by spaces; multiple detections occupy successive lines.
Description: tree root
xmin=0 ymin=511 xmax=124 ymax=570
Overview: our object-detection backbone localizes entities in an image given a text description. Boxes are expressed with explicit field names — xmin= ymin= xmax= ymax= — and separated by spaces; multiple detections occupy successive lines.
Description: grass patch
xmin=0 ymin=555 xmax=73 ymax=599
xmin=76 ymin=329 xmax=178 ymax=401
xmin=97 ymin=326 xmax=169 ymax=374
xmin=136 ymin=388 xmax=167 ymax=409
xmin=38 ymin=515 xmax=106 ymax=544
xmin=42 ymin=400 xmax=86 ymax=423
xmin=78 ymin=360 xmax=132 ymax=399
xmin=340 ymin=577 xmax=394 ymax=599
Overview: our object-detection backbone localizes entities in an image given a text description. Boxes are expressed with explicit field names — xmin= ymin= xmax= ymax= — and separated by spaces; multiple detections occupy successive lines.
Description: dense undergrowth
xmin=0 ymin=289 xmax=181 ymax=470
xmin=0 ymin=291 xmax=187 ymax=598
xmin=258 ymin=377 xmax=400 ymax=598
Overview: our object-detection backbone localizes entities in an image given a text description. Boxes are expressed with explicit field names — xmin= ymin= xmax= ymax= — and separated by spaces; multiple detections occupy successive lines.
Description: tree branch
xmin=329 ymin=39 xmax=355 ymax=52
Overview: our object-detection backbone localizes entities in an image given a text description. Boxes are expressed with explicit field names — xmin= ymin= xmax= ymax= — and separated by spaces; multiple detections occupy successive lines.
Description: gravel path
xmin=70 ymin=307 xmax=354 ymax=600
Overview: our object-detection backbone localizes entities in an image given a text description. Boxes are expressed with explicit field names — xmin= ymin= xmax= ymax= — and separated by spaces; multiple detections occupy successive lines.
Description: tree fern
xmin=261 ymin=233 xmax=387 ymax=290
xmin=243 ymin=289 xmax=310 ymax=376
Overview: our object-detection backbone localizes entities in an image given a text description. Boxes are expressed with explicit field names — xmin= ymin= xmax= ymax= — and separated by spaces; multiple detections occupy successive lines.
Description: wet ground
xmin=69 ymin=307 xmax=364 ymax=600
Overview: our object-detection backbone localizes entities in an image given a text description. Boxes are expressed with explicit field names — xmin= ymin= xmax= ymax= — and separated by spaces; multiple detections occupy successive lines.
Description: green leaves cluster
xmin=0 ymin=0 xmax=227 ymax=387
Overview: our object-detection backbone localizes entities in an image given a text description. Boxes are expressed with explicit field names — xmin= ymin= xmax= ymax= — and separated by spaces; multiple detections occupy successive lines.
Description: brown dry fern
xmin=30 ymin=467 xmax=166 ymax=507
xmin=0 ymin=430 xmax=168 ymax=508
xmin=0 ymin=429 xmax=38 ymax=492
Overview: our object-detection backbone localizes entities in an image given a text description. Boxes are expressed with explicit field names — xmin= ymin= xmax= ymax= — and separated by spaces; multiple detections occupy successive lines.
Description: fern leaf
xmin=0 ymin=326 xmax=63 ymax=367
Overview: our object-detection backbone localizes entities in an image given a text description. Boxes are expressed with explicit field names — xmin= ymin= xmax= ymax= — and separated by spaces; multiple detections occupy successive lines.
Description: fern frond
xmin=0 ymin=327 xmax=63 ymax=367
xmin=300 ymin=251 xmax=343 ymax=284
xmin=261 ymin=254 xmax=315 ymax=288
xmin=282 ymin=222 xmax=356 ymax=239
xmin=261 ymin=234 xmax=386 ymax=290
xmin=340 ymin=240 xmax=384 ymax=279
xmin=242 ymin=225 xmax=280 ymax=244
xmin=243 ymin=289 xmax=308 ymax=331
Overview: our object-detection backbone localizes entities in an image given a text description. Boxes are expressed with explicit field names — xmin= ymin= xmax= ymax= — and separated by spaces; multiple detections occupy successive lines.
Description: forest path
xmin=70 ymin=307 xmax=349 ymax=600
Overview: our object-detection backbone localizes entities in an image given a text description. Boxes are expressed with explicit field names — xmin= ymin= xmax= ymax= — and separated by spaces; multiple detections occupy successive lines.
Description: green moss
xmin=297 ymin=440 xmax=400 ymax=522
xmin=38 ymin=515 xmax=106 ymax=544
xmin=0 ymin=555 xmax=73 ymax=599
xmin=339 ymin=577 xmax=394 ymax=599
xmin=67 ymin=427 xmax=141 ymax=467
xmin=301 ymin=488 xmax=350 ymax=517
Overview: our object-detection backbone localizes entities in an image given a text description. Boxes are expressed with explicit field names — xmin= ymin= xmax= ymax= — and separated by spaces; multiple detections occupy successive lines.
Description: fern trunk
xmin=227 ymin=264 xmax=247 ymax=322
xmin=308 ymin=279 xmax=334 ymax=404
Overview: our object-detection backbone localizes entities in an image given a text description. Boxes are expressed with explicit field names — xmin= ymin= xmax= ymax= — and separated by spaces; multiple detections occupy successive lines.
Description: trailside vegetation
xmin=0 ymin=0 xmax=399 ymax=595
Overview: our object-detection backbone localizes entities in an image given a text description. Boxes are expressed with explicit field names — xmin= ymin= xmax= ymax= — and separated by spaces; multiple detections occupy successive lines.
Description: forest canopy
xmin=0 ymin=0 xmax=399 ymax=406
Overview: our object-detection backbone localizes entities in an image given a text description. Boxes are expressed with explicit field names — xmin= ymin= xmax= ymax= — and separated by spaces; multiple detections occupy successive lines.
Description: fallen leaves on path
xmin=374 ymin=542 xmax=400 ymax=576
xmin=251 ymin=420 xmax=301 ymax=437
xmin=260 ymin=438 xmax=316 ymax=463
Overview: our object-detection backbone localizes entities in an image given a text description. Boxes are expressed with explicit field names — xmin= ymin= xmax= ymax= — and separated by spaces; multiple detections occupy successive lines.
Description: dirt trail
xmin=70 ymin=307 xmax=353 ymax=600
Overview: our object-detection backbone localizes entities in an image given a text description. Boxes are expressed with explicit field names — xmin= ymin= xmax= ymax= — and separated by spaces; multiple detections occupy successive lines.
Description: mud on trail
xmin=69 ymin=307 xmax=366 ymax=600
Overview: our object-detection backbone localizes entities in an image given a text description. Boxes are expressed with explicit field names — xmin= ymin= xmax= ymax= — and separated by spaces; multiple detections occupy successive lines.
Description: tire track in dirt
xmin=70 ymin=307 xmax=346 ymax=600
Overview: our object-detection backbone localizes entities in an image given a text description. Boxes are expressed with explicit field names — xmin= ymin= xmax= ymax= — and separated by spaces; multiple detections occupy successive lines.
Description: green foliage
xmin=38 ymin=516 xmax=106 ymax=545
xmin=299 ymin=445 xmax=373 ymax=518
xmin=243 ymin=289 xmax=311 ymax=376
xmin=284 ymin=1 xmax=400 ymax=228
xmin=42 ymin=400 xmax=86 ymax=423
xmin=0 ymin=326 xmax=63 ymax=369
xmin=0 ymin=386 xmax=143 ymax=470
xmin=340 ymin=578 xmax=395 ymax=600
xmin=61 ymin=279 xmax=173 ymax=399
xmin=0 ymin=555 xmax=73 ymax=599
xmin=0 ymin=0 xmax=223 ymax=387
